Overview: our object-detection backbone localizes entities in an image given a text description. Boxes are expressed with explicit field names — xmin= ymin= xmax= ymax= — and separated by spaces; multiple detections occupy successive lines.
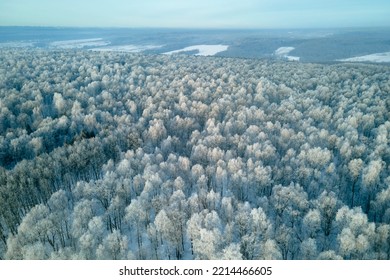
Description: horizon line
xmin=1 ymin=25 xmax=390 ymax=30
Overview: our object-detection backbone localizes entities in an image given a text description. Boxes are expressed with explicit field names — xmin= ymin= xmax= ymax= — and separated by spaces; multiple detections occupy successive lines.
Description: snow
xmin=338 ymin=52 xmax=390 ymax=63
xmin=91 ymin=45 xmax=162 ymax=53
xmin=285 ymin=55 xmax=300 ymax=62
xmin=274 ymin=47 xmax=300 ymax=61
xmin=275 ymin=47 xmax=295 ymax=56
xmin=164 ymin=45 xmax=229 ymax=56
xmin=50 ymin=38 xmax=110 ymax=49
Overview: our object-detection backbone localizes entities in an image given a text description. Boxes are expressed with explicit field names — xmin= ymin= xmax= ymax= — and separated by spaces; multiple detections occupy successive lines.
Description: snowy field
xmin=275 ymin=47 xmax=295 ymax=56
xmin=49 ymin=38 xmax=110 ymax=49
xmin=91 ymin=44 xmax=163 ymax=53
xmin=339 ymin=52 xmax=390 ymax=63
xmin=164 ymin=45 xmax=229 ymax=56
xmin=274 ymin=47 xmax=300 ymax=61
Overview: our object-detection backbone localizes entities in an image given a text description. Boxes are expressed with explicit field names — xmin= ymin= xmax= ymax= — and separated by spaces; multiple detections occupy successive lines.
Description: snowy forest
xmin=0 ymin=49 xmax=389 ymax=260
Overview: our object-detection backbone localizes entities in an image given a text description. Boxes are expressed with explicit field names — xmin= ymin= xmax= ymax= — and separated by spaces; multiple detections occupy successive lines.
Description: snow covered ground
xmin=91 ymin=44 xmax=163 ymax=52
xmin=164 ymin=45 xmax=229 ymax=56
xmin=50 ymin=38 xmax=110 ymax=49
xmin=275 ymin=47 xmax=295 ymax=56
xmin=338 ymin=52 xmax=390 ymax=63
xmin=274 ymin=46 xmax=300 ymax=61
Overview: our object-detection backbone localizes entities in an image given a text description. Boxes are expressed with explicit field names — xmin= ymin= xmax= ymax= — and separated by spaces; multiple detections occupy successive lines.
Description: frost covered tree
xmin=335 ymin=206 xmax=376 ymax=259
xmin=1 ymin=49 xmax=389 ymax=260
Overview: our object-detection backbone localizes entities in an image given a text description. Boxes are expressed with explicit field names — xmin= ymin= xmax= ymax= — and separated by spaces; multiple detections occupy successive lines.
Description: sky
xmin=0 ymin=0 xmax=389 ymax=29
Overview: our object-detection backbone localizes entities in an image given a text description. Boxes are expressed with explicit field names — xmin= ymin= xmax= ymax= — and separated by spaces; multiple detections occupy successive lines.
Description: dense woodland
xmin=0 ymin=49 xmax=389 ymax=259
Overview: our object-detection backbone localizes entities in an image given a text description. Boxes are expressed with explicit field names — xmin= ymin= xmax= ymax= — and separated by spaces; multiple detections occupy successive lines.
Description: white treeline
xmin=0 ymin=49 xmax=389 ymax=260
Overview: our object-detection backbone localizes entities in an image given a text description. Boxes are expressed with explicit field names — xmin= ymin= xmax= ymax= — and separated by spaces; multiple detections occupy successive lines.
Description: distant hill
xmin=1 ymin=27 xmax=390 ymax=63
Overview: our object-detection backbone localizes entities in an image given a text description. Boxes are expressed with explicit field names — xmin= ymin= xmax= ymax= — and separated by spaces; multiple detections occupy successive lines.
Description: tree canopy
xmin=0 ymin=49 xmax=389 ymax=259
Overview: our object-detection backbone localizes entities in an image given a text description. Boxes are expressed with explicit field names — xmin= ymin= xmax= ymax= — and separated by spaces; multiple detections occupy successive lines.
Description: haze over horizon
xmin=1 ymin=0 xmax=390 ymax=29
